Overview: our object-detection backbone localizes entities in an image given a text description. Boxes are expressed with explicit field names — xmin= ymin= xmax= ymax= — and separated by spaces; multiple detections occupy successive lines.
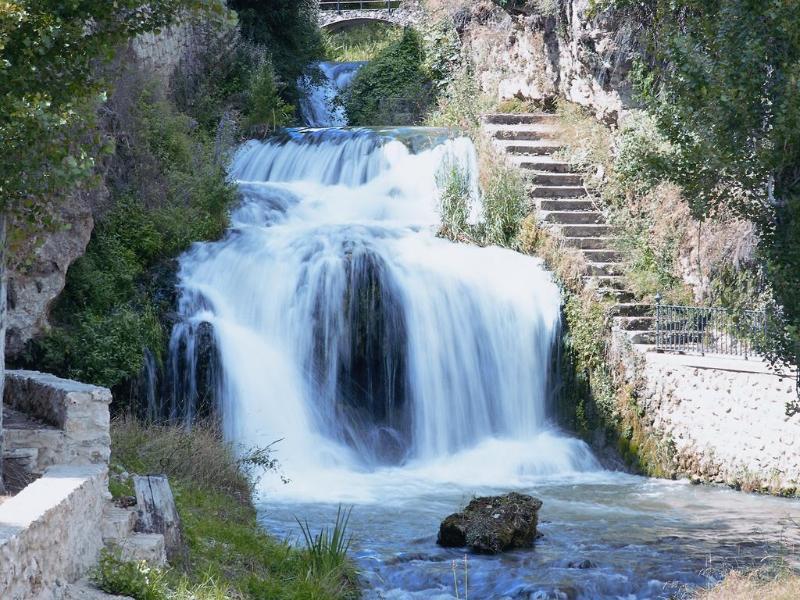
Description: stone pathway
xmin=482 ymin=112 xmax=655 ymax=347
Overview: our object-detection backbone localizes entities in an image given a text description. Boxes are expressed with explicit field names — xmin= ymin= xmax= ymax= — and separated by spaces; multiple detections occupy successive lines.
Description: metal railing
xmin=319 ymin=1 xmax=402 ymax=10
xmin=654 ymin=295 xmax=768 ymax=359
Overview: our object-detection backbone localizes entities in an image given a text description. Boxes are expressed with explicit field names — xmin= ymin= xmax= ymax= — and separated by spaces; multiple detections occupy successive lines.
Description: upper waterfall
xmin=299 ymin=61 xmax=365 ymax=127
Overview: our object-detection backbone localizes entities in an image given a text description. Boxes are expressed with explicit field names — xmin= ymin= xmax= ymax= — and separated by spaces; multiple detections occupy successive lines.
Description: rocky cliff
xmin=455 ymin=0 xmax=635 ymax=123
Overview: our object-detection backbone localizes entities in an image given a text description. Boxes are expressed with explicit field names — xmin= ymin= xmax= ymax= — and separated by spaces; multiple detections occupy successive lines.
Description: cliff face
xmin=461 ymin=0 xmax=635 ymax=123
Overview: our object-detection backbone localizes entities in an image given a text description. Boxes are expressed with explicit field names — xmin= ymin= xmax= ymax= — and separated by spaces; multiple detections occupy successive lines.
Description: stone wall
xmin=130 ymin=19 xmax=199 ymax=83
xmin=0 ymin=464 xmax=108 ymax=600
xmin=456 ymin=0 xmax=635 ymax=123
xmin=611 ymin=333 xmax=800 ymax=494
xmin=4 ymin=370 xmax=112 ymax=474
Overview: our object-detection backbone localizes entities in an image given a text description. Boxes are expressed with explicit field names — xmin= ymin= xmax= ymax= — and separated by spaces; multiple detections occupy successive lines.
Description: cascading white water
xmin=170 ymin=126 xmax=597 ymax=500
xmin=298 ymin=61 xmax=365 ymax=126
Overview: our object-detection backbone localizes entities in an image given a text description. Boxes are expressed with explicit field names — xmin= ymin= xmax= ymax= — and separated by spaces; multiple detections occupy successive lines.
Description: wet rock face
xmin=437 ymin=492 xmax=543 ymax=554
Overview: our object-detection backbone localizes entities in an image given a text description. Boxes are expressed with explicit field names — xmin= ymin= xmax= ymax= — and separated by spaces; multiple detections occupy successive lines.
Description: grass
xmin=695 ymin=570 xmax=800 ymax=600
xmin=109 ymin=418 xmax=359 ymax=600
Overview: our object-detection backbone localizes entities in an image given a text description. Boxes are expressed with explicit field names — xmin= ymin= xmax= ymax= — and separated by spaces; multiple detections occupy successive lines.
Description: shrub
xmin=344 ymin=28 xmax=432 ymax=125
xmin=241 ymin=56 xmax=294 ymax=134
xmin=482 ymin=164 xmax=526 ymax=247
xmin=437 ymin=161 xmax=474 ymax=240
xmin=93 ymin=552 xmax=167 ymax=600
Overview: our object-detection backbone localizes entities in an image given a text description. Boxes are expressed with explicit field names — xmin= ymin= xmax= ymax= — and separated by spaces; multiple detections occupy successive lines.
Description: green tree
xmin=601 ymin=0 xmax=800 ymax=376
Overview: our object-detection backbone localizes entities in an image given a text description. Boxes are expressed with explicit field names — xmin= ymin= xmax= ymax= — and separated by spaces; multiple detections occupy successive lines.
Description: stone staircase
xmin=102 ymin=503 xmax=167 ymax=565
xmin=483 ymin=113 xmax=654 ymax=348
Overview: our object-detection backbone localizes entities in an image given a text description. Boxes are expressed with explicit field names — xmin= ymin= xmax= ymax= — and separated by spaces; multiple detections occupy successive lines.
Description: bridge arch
xmin=317 ymin=1 xmax=423 ymax=31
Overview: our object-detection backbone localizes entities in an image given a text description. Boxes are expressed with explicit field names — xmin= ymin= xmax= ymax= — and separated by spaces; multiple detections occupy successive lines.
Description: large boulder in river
xmin=437 ymin=492 xmax=543 ymax=554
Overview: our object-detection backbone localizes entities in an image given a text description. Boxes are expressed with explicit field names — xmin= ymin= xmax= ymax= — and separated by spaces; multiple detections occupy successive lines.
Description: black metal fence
xmin=319 ymin=1 xmax=402 ymax=10
xmin=654 ymin=299 xmax=769 ymax=359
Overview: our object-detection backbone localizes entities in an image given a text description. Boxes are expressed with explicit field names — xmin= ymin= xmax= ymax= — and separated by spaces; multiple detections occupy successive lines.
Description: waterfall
xmin=167 ymin=126 xmax=597 ymax=497
xmin=299 ymin=61 xmax=365 ymax=127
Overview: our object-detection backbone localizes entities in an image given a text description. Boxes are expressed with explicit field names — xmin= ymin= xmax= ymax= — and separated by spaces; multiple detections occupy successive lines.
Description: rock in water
xmin=437 ymin=492 xmax=543 ymax=554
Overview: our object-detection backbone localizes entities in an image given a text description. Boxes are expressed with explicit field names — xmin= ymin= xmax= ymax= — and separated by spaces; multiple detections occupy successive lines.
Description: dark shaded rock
xmin=567 ymin=559 xmax=596 ymax=569
xmin=437 ymin=492 xmax=543 ymax=554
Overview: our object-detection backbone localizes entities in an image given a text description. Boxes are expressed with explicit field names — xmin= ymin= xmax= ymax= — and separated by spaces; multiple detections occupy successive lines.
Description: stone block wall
xmin=4 ymin=370 xmax=112 ymax=473
xmin=0 ymin=465 xmax=108 ymax=600
xmin=611 ymin=332 xmax=800 ymax=494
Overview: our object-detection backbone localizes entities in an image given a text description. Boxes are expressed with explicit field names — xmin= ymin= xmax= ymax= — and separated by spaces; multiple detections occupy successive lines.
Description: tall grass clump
xmin=482 ymin=163 xmax=526 ymax=247
xmin=297 ymin=506 xmax=354 ymax=580
xmin=437 ymin=161 xmax=474 ymax=241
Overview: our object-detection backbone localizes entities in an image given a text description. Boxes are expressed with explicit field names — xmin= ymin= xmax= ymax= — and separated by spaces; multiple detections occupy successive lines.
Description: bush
xmin=241 ymin=56 xmax=294 ymax=134
xmin=344 ymin=28 xmax=432 ymax=125
xmin=93 ymin=552 xmax=167 ymax=600
xmin=437 ymin=161 xmax=474 ymax=240
xmin=24 ymin=77 xmax=237 ymax=391
xmin=482 ymin=164 xmax=526 ymax=247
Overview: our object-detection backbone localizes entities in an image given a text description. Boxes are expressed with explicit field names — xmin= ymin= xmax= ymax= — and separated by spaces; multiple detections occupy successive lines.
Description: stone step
xmin=628 ymin=331 xmax=657 ymax=345
xmin=533 ymin=172 xmax=584 ymax=186
xmin=116 ymin=533 xmax=167 ymax=567
xmin=582 ymin=249 xmax=624 ymax=262
xmin=514 ymin=158 xmax=574 ymax=173
xmin=486 ymin=125 xmax=562 ymax=142
xmin=496 ymin=140 xmax=564 ymax=156
xmin=598 ymin=289 xmax=636 ymax=303
xmin=546 ymin=212 xmax=605 ymax=225
xmin=585 ymin=262 xmax=625 ymax=277
xmin=531 ymin=185 xmax=587 ymax=198
xmin=102 ymin=506 xmax=138 ymax=543
xmin=538 ymin=199 xmax=596 ymax=211
xmin=584 ymin=275 xmax=626 ymax=290
xmin=483 ymin=113 xmax=559 ymax=125
xmin=563 ymin=237 xmax=615 ymax=250
xmin=613 ymin=316 xmax=655 ymax=331
xmin=609 ymin=302 xmax=655 ymax=317
xmin=610 ymin=303 xmax=653 ymax=317
xmin=559 ymin=224 xmax=615 ymax=237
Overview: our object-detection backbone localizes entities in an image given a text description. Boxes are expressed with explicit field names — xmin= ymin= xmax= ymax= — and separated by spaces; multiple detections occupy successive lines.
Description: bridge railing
xmin=654 ymin=295 xmax=769 ymax=359
xmin=319 ymin=1 xmax=402 ymax=10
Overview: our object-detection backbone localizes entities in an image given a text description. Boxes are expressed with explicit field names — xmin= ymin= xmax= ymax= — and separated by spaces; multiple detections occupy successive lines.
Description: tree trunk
xmin=133 ymin=475 xmax=183 ymax=561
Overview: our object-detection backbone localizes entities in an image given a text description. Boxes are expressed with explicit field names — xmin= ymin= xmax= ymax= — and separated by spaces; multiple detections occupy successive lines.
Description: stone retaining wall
xmin=612 ymin=333 xmax=800 ymax=494
xmin=0 ymin=465 xmax=108 ymax=600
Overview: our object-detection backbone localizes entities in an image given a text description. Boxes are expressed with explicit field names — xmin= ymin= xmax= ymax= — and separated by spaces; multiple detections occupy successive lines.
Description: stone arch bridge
xmin=318 ymin=1 xmax=423 ymax=32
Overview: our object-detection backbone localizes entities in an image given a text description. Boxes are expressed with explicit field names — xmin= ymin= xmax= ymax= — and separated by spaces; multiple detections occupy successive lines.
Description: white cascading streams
xmin=298 ymin=61 xmax=365 ymax=126
xmin=168 ymin=63 xmax=597 ymax=501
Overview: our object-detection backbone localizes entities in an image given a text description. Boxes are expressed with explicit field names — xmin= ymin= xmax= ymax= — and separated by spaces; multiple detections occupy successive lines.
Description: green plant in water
xmin=437 ymin=161 xmax=473 ymax=241
xmin=296 ymin=505 xmax=354 ymax=579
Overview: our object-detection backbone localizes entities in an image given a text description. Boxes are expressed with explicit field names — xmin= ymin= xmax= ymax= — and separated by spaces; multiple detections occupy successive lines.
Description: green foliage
xmin=437 ymin=162 xmax=473 ymax=240
xmin=0 ymin=0 xmax=212 ymax=215
xmin=297 ymin=506 xmax=354 ymax=580
xmin=27 ymin=80 xmax=237 ymax=390
xmin=94 ymin=552 xmax=167 ymax=600
xmin=323 ymin=22 xmax=402 ymax=62
xmin=344 ymin=28 xmax=431 ymax=126
xmin=601 ymin=0 xmax=800 ymax=368
xmin=242 ymin=56 xmax=294 ymax=133
xmin=111 ymin=420 xmax=359 ymax=599
xmin=228 ymin=0 xmax=324 ymax=104
xmin=482 ymin=165 xmax=526 ymax=247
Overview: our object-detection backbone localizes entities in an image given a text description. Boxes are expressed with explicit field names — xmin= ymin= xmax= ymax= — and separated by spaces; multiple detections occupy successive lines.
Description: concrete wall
xmin=4 ymin=371 xmax=112 ymax=473
xmin=0 ymin=465 xmax=108 ymax=600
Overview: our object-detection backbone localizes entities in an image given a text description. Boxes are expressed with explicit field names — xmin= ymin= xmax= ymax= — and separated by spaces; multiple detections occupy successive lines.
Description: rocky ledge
xmin=437 ymin=492 xmax=543 ymax=554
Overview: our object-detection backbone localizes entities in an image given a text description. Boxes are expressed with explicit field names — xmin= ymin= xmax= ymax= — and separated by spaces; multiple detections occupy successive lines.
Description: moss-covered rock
xmin=437 ymin=492 xmax=543 ymax=554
